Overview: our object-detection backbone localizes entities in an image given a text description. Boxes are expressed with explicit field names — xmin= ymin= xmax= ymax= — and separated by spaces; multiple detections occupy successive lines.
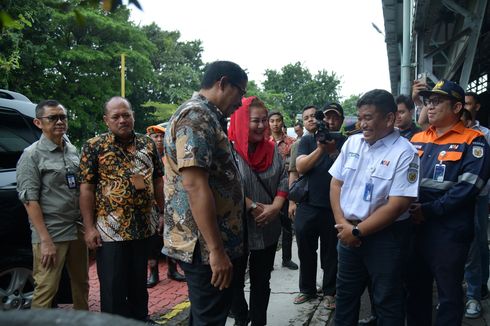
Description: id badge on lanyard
xmin=65 ymin=170 xmax=77 ymax=189
xmin=433 ymin=151 xmax=447 ymax=183
xmin=363 ymin=179 xmax=374 ymax=202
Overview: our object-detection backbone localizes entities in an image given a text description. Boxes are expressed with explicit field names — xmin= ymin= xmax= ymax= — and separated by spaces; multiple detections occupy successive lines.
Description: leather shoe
xmin=282 ymin=260 xmax=299 ymax=270
xmin=147 ymin=265 xmax=159 ymax=288
xmin=167 ymin=270 xmax=186 ymax=282
xmin=358 ymin=315 xmax=377 ymax=326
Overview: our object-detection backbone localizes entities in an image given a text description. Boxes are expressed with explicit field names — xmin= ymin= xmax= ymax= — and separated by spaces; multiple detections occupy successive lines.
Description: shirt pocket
xmin=371 ymin=165 xmax=396 ymax=200
xmin=40 ymin=161 xmax=66 ymax=185
xmin=342 ymin=157 xmax=359 ymax=179
xmin=440 ymin=151 xmax=462 ymax=162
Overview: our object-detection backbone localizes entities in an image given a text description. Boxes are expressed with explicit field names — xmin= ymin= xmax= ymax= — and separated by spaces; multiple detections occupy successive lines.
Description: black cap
xmin=323 ymin=102 xmax=344 ymax=118
xmin=419 ymin=79 xmax=465 ymax=102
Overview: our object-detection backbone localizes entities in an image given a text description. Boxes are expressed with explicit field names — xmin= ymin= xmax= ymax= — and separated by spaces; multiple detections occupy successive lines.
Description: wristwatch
xmin=248 ymin=201 xmax=258 ymax=213
xmin=352 ymin=225 xmax=362 ymax=238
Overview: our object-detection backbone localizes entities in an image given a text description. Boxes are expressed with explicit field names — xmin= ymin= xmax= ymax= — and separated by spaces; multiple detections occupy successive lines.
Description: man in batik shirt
xmin=79 ymin=97 xmax=164 ymax=323
xmin=163 ymin=61 xmax=247 ymax=325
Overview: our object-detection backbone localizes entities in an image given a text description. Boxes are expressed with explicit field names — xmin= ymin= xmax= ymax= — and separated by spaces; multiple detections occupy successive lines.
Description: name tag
xmin=433 ymin=164 xmax=446 ymax=183
xmin=65 ymin=172 xmax=77 ymax=189
xmin=363 ymin=182 xmax=373 ymax=201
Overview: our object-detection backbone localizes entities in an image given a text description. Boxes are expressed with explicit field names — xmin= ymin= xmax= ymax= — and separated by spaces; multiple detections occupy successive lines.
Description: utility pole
xmin=400 ymin=0 xmax=412 ymax=96
xmin=121 ymin=53 xmax=126 ymax=97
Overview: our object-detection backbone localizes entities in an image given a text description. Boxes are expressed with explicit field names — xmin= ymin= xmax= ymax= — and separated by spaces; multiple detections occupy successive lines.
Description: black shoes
xmin=282 ymin=260 xmax=299 ymax=270
xmin=168 ymin=259 xmax=186 ymax=282
xmin=147 ymin=265 xmax=159 ymax=288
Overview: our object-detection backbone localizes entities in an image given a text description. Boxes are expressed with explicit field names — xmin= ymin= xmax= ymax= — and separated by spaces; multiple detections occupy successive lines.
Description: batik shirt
xmin=79 ymin=132 xmax=164 ymax=241
xmin=270 ymin=133 xmax=295 ymax=167
xmin=163 ymin=93 xmax=244 ymax=264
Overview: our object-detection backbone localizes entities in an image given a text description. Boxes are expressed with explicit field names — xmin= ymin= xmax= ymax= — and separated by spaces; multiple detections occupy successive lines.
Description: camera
xmin=314 ymin=110 xmax=343 ymax=144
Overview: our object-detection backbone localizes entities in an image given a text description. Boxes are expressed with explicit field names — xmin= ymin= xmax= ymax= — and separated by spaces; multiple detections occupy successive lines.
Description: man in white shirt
xmin=329 ymin=89 xmax=419 ymax=326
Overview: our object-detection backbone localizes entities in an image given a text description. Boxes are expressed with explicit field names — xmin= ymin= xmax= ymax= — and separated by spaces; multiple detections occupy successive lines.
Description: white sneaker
xmin=465 ymin=299 xmax=482 ymax=319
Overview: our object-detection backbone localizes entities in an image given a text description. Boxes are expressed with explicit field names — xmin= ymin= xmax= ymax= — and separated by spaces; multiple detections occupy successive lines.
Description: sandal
xmin=324 ymin=295 xmax=336 ymax=310
xmin=294 ymin=293 xmax=316 ymax=304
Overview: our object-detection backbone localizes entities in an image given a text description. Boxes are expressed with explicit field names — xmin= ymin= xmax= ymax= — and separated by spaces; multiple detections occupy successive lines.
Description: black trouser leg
xmin=249 ymin=243 xmax=277 ymax=326
xmin=230 ymin=253 xmax=249 ymax=321
xmin=179 ymin=258 xmax=240 ymax=326
xmin=319 ymin=209 xmax=337 ymax=296
xmin=96 ymin=239 xmax=149 ymax=321
xmin=295 ymin=203 xmax=319 ymax=295
xmin=281 ymin=202 xmax=293 ymax=262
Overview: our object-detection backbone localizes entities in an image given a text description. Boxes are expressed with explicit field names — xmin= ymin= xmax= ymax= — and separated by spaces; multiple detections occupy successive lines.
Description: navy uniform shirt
xmin=411 ymin=121 xmax=490 ymax=242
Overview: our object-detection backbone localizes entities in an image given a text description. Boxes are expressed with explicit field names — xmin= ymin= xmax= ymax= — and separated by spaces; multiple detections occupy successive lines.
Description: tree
xmin=2 ymin=1 xmax=156 ymax=145
xmin=262 ymin=62 xmax=341 ymax=120
xmin=142 ymin=23 xmax=203 ymax=105
xmin=341 ymin=94 xmax=361 ymax=116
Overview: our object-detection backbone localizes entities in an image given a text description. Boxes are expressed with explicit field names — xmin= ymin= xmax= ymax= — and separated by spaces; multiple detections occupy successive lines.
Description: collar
xmin=362 ymin=129 xmax=400 ymax=148
xmin=427 ymin=121 xmax=466 ymax=137
xmin=108 ymin=130 xmax=136 ymax=146
xmin=38 ymin=134 xmax=64 ymax=152
xmin=193 ymin=92 xmax=228 ymax=133
xmin=270 ymin=133 xmax=286 ymax=143
xmin=471 ymin=120 xmax=481 ymax=129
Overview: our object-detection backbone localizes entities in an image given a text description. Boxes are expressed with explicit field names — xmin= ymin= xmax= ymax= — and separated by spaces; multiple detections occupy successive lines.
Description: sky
xmin=129 ymin=0 xmax=391 ymax=99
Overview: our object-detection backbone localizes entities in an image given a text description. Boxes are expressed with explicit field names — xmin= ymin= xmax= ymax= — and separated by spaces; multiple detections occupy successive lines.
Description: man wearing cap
xmin=146 ymin=125 xmax=185 ymax=286
xmin=268 ymin=111 xmax=298 ymax=270
xmin=293 ymin=103 xmax=345 ymax=307
xmin=406 ymin=80 xmax=490 ymax=326
xmin=323 ymin=102 xmax=344 ymax=136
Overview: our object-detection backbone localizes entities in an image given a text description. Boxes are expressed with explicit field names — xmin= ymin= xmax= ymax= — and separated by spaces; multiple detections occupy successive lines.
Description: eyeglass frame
xmin=229 ymin=80 xmax=247 ymax=97
xmin=39 ymin=114 xmax=68 ymax=122
xmin=423 ymin=95 xmax=453 ymax=107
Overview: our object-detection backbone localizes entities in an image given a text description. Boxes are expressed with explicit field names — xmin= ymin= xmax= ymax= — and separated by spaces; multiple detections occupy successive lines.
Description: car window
xmin=0 ymin=107 xmax=40 ymax=169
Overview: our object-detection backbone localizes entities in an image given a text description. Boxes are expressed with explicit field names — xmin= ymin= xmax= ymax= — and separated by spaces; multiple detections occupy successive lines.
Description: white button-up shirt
xmin=329 ymin=130 xmax=419 ymax=222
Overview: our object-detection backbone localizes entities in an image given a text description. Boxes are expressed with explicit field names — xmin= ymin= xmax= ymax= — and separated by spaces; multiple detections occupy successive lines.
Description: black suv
xmin=0 ymin=90 xmax=72 ymax=310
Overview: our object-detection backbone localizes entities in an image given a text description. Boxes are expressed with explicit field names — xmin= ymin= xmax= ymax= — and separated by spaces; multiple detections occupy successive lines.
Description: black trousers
xmin=231 ymin=242 xmax=277 ymax=326
xmin=280 ymin=202 xmax=293 ymax=262
xmin=148 ymin=233 xmax=163 ymax=260
xmin=179 ymin=257 xmax=241 ymax=326
xmin=294 ymin=203 xmax=337 ymax=296
xmin=96 ymin=238 xmax=150 ymax=321
xmin=406 ymin=227 xmax=470 ymax=326
xmin=334 ymin=219 xmax=411 ymax=326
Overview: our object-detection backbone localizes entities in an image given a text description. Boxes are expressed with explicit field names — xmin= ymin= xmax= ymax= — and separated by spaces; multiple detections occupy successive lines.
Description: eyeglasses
xmin=423 ymin=97 xmax=449 ymax=107
xmin=230 ymin=81 xmax=247 ymax=97
xmin=39 ymin=114 xmax=67 ymax=122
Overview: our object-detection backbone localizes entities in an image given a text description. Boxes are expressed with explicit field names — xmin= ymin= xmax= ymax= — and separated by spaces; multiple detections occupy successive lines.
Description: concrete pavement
xmin=162 ymin=235 xmax=490 ymax=325
xmin=73 ymin=236 xmax=490 ymax=325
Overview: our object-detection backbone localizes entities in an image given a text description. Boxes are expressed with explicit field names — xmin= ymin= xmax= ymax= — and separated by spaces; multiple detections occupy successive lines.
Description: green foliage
xmin=341 ymin=94 xmax=362 ymax=116
xmin=262 ymin=62 xmax=341 ymax=121
xmin=1 ymin=0 xmax=202 ymax=147
xmin=142 ymin=23 xmax=203 ymax=105
xmin=0 ymin=12 xmax=33 ymax=88
xmin=142 ymin=101 xmax=178 ymax=123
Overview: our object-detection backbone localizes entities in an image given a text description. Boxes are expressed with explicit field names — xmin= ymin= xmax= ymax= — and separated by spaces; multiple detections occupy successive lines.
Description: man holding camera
xmin=293 ymin=103 xmax=345 ymax=308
